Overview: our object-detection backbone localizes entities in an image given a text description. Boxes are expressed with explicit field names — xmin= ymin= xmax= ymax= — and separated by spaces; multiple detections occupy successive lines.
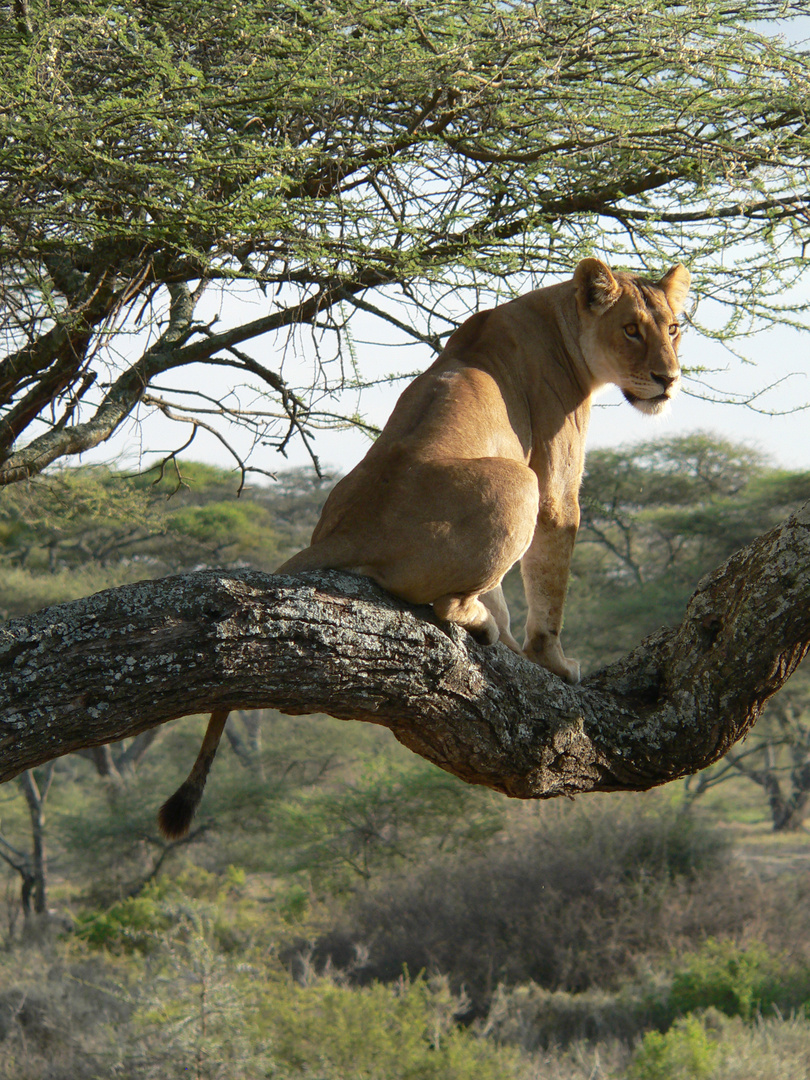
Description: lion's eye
xmin=669 ymin=323 xmax=680 ymax=336
xmin=623 ymin=324 xmax=640 ymax=340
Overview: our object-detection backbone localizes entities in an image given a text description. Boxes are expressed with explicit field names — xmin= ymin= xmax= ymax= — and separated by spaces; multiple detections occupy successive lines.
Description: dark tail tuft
xmin=158 ymin=780 xmax=204 ymax=840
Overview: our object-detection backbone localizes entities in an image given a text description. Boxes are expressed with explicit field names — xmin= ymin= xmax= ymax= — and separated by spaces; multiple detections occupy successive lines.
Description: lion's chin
xmin=623 ymin=390 xmax=673 ymax=416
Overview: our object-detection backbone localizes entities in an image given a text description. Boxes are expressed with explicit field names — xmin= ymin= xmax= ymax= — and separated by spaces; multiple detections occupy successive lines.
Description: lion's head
xmin=574 ymin=258 xmax=691 ymax=415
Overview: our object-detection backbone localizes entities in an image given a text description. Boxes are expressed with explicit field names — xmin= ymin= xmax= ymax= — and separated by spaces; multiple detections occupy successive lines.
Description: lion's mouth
xmin=622 ymin=389 xmax=671 ymax=414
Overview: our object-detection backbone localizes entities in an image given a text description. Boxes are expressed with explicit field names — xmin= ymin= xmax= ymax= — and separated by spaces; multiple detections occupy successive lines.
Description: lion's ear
xmin=657 ymin=264 xmax=691 ymax=315
xmin=574 ymin=258 xmax=621 ymax=312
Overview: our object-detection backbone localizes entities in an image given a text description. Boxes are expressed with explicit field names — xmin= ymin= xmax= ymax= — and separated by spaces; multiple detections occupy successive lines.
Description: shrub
xmin=74 ymin=885 xmax=173 ymax=954
xmin=628 ymin=1013 xmax=722 ymax=1080
xmin=74 ymin=867 xmax=256 ymax=956
xmin=710 ymin=1014 xmax=810 ymax=1079
xmin=480 ymin=979 xmax=668 ymax=1050
xmin=667 ymin=939 xmax=810 ymax=1022
xmin=302 ymin=795 xmax=741 ymax=1010
xmin=0 ymin=944 xmax=133 ymax=1080
xmin=103 ymin=906 xmax=539 ymax=1080
xmin=257 ymin=975 xmax=535 ymax=1080
xmin=628 ymin=1012 xmax=810 ymax=1080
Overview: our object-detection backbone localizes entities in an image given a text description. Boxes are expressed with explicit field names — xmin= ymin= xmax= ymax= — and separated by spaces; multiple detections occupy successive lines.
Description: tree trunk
xmin=1 ymin=502 xmax=809 ymax=803
xmin=772 ymin=760 xmax=810 ymax=831
xmin=225 ymin=711 xmax=266 ymax=780
xmin=18 ymin=765 xmax=54 ymax=917
xmin=772 ymin=795 xmax=809 ymax=832
xmin=116 ymin=729 xmax=161 ymax=775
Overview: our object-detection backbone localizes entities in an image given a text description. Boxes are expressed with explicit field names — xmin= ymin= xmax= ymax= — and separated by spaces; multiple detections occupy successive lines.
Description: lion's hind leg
xmin=422 ymin=458 xmax=537 ymax=650
xmin=433 ymin=593 xmax=500 ymax=645
xmin=480 ymin=584 xmax=522 ymax=653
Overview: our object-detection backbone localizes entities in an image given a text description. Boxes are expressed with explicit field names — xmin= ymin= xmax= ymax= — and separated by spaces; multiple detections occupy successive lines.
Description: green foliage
xmin=0 ymin=561 xmax=140 ymax=619
xmin=562 ymin=434 xmax=810 ymax=669
xmin=9 ymin=791 xmax=810 ymax=1077
xmin=71 ymin=897 xmax=537 ymax=1079
xmin=667 ymin=940 xmax=810 ymax=1022
xmin=40 ymin=709 xmax=504 ymax=907
xmin=74 ymin=881 xmax=173 ymax=954
xmin=628 ymin=1014 xmax=722 ymax=1080
xmin=265 ymin=755 xmax=506 ymax=888
xmin=0 ymin=462 xmax=323 ymax=618
xmin=74 ymin=866 xmax=252 ymax=957
xmin=165 ymin=501 xmax=280 ymax=562
xmin=257 ymin=975 xmax=532 ymax=1080
xmin=4 ymin=2 xmax=810 ymax=478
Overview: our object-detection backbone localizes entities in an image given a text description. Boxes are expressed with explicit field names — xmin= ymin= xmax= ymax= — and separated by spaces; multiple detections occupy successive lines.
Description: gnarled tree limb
xmin=1 ymin=501 xmax=809 ymax=798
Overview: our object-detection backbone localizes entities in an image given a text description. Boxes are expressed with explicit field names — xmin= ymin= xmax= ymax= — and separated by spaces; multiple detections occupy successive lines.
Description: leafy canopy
xmin=2 ymin=0 xmax=810 ymax=483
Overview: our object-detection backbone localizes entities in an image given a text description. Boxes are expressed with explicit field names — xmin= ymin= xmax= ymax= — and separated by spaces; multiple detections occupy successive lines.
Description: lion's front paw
xmin=556 ymin=655 xmax=581 ymax=684
xmin=523 ymin=635 xmax=581 ymax=684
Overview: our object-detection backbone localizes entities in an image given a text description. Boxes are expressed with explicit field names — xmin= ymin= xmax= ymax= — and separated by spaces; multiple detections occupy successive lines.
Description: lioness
xmin=159 ymin=258 xmax=690 ymax=838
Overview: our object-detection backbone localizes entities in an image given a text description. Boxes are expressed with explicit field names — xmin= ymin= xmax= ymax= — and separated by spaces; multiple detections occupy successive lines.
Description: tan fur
xmin=158 ymin=258 xmax=689 ymax=838
xmin=277 ymin=258 xmax=690 ymax=683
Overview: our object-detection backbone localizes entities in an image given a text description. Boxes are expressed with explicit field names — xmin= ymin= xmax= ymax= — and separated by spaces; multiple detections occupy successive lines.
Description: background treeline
xmin=2 ymin=433 xmax=810 ymax=1079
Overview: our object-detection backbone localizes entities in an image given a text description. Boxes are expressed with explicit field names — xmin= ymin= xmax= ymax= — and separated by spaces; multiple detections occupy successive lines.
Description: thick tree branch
xmin=1 ymin=502 xmax=809 ymax=799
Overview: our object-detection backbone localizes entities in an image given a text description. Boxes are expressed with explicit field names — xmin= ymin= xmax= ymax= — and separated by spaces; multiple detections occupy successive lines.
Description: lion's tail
xmin=275 ymin=543 xmax=352 ymax=574
xmin=157 ymin=708 xmax=230 ymax=840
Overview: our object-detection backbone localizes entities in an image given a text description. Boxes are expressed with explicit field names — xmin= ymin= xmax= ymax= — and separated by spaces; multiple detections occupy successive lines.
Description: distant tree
xmin=0 ymin=462 xmax=323 ymax=619
xmin=685 ymin=669 xmax=810 ymax=831
xmin=2 ymin=1 xmax=810 ymax=483
xmin=0 ymin=766 xmax=54 ymax=926
xmin=563 ymin=434 xmax=810 ymax=669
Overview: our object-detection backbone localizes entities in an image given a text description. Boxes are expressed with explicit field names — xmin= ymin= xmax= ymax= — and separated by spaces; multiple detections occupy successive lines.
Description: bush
xmin=101 ymin=904 xmax=539 ymax=1080
xmin=709 ymin=1014 xmax=810 ymax=1079
xmin=257 ymin=975 xmax=535 ymax=1080
xmin=302 ymin=795 xmax=740 ymax=1010
xmin=74 ymin=867 xmax=255 ymax=956
xmin=667 ymin=939 xmax=810 ymax=1022
xmin=74 ymin=883 xmax=174 ymax=954
xmin=0 ymin=945 xmax=132 ymax=1080
xmin=629 ymin=1012 xmax=810 ymax=1080
xmin=480 ymin=979 xmax=668 ymax=1050
xmin=628 ymin=1013 xmax=722 ymax=1080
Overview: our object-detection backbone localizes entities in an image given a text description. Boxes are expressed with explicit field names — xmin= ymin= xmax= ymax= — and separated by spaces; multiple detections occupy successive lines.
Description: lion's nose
xmin=651 ymin=372 xmax=678 ymax=391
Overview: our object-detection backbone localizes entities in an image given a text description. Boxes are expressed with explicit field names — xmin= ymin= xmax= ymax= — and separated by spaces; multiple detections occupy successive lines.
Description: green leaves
xmin=0 ymin=462 xmax=301 ymax=618
xmin=564 ymin=433 xmax=810 ymax=668
xmin=3 ymin=1 xmax=810 ymax=478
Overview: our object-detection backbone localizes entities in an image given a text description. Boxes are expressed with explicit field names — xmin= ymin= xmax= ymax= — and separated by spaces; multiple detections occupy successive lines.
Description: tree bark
xmin=1 ymin=502 xmax=809 ymax=801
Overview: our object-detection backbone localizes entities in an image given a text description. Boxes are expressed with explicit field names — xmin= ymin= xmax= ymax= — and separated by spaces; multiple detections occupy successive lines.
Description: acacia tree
xmin=3 ymin=0 xmax=810 ymax=483
xmin=1 ymin=2 xmax=810 ymax=804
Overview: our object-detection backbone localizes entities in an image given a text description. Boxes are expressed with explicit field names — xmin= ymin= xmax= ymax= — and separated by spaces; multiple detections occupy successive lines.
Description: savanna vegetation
xmin=3 ymin=1 xmax=810 ymax=1075
xmin=4 ymin=0 xmax=809 ymax=834
xmin=2 ymin=437 xmax=810 ymax=1078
